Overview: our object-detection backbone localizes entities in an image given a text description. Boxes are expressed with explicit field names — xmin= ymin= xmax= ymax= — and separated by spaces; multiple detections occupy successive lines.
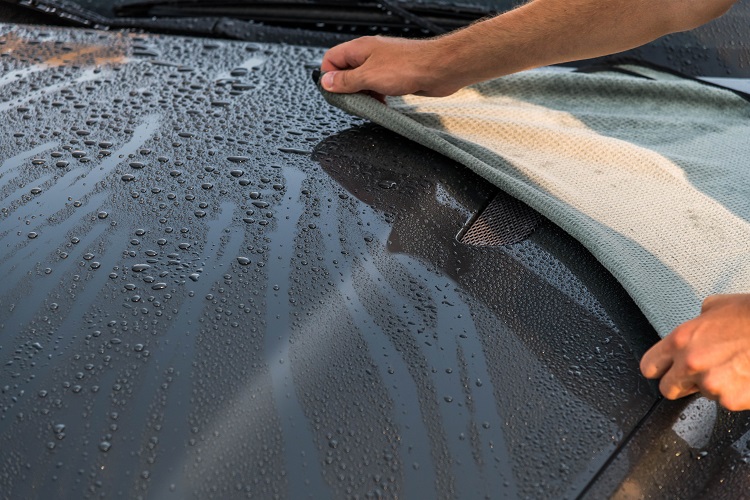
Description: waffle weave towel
xmin=320 ymin=66 xmax=750 ymax=337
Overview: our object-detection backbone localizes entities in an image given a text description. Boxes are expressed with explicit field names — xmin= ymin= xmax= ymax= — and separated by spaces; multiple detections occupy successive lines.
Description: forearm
xmin=320 ymin=0 xmax=737 ymax=96
xmin=436 ymin=0 xmax=737 ymax=87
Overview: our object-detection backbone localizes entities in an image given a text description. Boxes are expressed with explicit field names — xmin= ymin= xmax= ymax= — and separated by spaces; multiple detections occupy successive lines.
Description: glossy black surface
xmin=0 ymin=23 xmax=746 ymax=499
xmin=583 ymin=396 xmax=750 ymax=498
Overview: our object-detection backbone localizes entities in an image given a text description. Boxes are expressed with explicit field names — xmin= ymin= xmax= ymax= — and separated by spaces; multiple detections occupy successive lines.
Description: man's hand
xmin=640 ymin=294 xmax=750 ymax=411
xmin=320 ymin=36 xmax=465 ymax=98
xmin=320 ymin=0 xmax=739 ymax=98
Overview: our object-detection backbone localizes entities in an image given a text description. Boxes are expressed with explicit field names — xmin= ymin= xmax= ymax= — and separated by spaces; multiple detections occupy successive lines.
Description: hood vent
xmin=459 ymin=191 xmax=542 ymax=246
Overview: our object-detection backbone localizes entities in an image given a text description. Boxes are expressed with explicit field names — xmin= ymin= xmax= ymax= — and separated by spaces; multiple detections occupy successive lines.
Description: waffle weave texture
xmin=320 ymin=67 xmax=750 ymax=337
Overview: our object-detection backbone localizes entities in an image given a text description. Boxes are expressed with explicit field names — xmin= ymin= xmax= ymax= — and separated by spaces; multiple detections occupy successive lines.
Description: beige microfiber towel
xmin=320 ymin=66 xmax=750 ymax=337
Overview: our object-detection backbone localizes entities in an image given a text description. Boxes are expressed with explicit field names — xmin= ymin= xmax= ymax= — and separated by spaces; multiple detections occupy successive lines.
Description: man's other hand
xmin=641 ymin=294 xmax=750 ymax=411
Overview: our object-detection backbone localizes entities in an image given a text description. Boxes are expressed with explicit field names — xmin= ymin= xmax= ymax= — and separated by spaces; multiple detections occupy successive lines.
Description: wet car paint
xmin=583 ymin=397 xmax=750 ymax=498
xmin=0 ymin=23 xmax=749 ymax=499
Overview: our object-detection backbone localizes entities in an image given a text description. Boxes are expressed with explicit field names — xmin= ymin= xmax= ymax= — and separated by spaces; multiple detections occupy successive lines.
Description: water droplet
xmin=56 ymin=161 xmax=69 ymax=168
xmin=230 ymin=169 xmax=244 ymax=177
xmin=97 ymin=211 xmax=109 ymax=219
xmin=132 ymin=264 xmax=151 ymax=272
xmin=121 ymin=174 xmax=135 ymax=182
xmin=129 ymin=162 xmax=145 ymax=169
xmin=378 ymin=180 xmax=397 ymax=189
xmin=99 ymin=441 xmax=111 ymax=452
xmin=227 ymin=156 xmax=249 ymax=163
xmin=27 ymin=232 xmax=38 ymax=239
xmin=236 ymin=257 xmax=251 ymax=265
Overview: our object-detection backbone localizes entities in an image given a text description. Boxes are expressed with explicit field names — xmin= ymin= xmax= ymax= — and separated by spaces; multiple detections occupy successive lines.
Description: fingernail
xmin=322 ymin=72 xmax=335 ymax=90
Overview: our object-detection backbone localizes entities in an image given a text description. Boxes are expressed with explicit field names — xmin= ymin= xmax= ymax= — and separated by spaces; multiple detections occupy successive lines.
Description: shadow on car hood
xmin=0 ymin=24 xmax=667 ymax=498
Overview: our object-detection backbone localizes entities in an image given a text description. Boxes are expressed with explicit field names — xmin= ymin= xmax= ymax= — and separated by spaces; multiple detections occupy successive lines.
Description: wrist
xmin=417 ymin=34 xmax=479 ymax=95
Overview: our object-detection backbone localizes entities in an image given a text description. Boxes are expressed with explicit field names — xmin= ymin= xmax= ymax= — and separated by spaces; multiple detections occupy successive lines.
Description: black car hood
xmin=0 ymin=23 xmax=707 ymax=498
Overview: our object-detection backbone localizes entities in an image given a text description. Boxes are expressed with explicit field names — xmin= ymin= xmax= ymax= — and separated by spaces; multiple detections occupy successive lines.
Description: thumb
xmin=321 ymin=69 xmax=365 ymax=94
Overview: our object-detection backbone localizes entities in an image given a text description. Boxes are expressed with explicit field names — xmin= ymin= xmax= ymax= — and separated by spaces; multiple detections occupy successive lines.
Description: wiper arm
xmin=2 ymin=0 xmax=111 ymax=28
xmin=112 ymin=0 xmax=494 ymax=37
xmin=378 ymin=0 xmax=445 ymax=35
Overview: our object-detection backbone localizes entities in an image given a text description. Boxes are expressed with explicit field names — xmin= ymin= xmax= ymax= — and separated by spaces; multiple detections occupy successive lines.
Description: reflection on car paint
xmin=1 ymin=23 xmax=748 ymax=500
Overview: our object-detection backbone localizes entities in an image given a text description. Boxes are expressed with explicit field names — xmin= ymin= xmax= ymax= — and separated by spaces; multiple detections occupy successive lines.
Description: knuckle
xmin=669 ymin=326 xmax=693 ymax=350
xmin=338 ymin=71 xmax=353 ymax=91
xmin=684 ymin=352 xmax=704 ymax=372
xmin=357 ymin=35 xmax=379 ymax=48
xmin=700 ymin=374 xmax=722 ymax=396
xmin=701 ymin=295 xmax=718 ymax=311
xmin=720 ymin=395 xmax=741 ymax=412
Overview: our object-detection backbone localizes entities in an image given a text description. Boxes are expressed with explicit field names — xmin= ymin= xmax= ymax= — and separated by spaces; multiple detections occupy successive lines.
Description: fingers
xmin=718 ymin=388 xmax=750 ymax=412
xmin=320 ymin=38 xmax=374 ymax=94
xmin=699 ymin=358 xmax=750 ymax=410
xmin=640 ymin=338 xmax=675 ymax=379
xmin=321 ymin=69 xmax=367 ymax=94
xmin=640 ymin=295 xmax=750 ymax=411
xmin=658 ymin=366 xmax=700 ymax=399
xmin=642 ymin=335 xmax=700 ymax=399
xmin=320 ymin=37 xmax=374 ymax=73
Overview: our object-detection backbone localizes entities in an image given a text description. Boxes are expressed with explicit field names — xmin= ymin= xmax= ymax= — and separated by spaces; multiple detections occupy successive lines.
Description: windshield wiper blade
xmin=3 ymin=0 xmax=111 ymax=28
xmin=378 ymin=0 xmax=445 ymax=35
xmin=113 ymin=0 xmax=493 ymax=37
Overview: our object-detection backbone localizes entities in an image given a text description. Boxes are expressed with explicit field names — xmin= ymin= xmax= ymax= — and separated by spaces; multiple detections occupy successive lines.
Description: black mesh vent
xmin=459 ymin=192 xmax=542 ymax=246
